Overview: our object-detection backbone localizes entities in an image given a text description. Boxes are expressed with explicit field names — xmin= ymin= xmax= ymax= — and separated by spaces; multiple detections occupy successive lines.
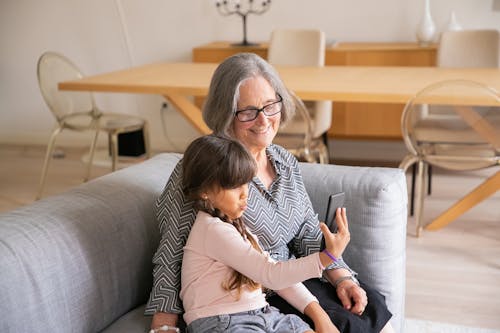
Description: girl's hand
xmin=320 ymin=207 xmax=350 ymax=260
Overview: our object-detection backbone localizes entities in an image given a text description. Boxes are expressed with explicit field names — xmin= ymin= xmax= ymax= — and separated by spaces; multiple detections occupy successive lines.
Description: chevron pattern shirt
xmin=145 ymin=144 xmax=353 ymax=315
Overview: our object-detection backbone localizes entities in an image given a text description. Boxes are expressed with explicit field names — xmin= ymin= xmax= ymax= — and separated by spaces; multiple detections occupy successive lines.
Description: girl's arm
xmin=304 ymin=301 xmax=340 ymax=333
xmin=201 ymin=221 xmax=323 ymax=290
xmin=276 ymin=284 xmax=339 ymax=333
xmin=201 ymin=217 xmax=346 ymax=291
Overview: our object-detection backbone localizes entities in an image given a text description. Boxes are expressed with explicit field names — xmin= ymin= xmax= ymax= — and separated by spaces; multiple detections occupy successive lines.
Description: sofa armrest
xmin=0 ymin=153 xmax=182 ymax=333
xmin=299 ymin=162 xmax=407 ymax=333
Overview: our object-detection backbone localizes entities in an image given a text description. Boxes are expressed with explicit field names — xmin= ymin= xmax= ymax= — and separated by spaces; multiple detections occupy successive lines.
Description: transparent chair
xmin=274 ymin=91 xmax=329 ymax=163
xmin=399 ymin=80 xmax=500 ymax=236
xmin=408 ymin=29 xmax=500 ymax=215
xmin=268 ymin=29 xmax=332 ymax=163
xmin=36 ymin=51 xmax=151 ymax=199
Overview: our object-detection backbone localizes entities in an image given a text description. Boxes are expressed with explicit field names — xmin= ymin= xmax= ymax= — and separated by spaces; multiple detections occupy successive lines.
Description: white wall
xmin=1 ymin=0 xmax=499 ymax=153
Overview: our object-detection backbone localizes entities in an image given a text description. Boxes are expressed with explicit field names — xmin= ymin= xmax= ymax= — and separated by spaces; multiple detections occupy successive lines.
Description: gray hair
xmin=202 ymin=53 xmax=295 ymax=136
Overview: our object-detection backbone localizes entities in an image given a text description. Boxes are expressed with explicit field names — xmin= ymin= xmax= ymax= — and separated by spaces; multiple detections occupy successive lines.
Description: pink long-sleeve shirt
xmin=180 ymin=211 xmax=324 ymax=325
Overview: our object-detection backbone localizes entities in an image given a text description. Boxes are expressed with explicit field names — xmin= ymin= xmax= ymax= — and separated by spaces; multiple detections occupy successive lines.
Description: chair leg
xmin=36 ymin=127 xmax=62 ymax=200
xmin=322 ymin=133 xmax=330 ymax=163
xmin=311 ymin=141 xmax=327 ymax=164
xmin=399 ymin=154 xmax=420 ymax=218
xmin=427 ymin=164 xmax=432 ymax=195
xmin=414 ymin=160 xmax=427 ymax=237
xmin=142 ymin=122 xmax=152 ymax=159
xmin=322 ymin=132 xmax=329 ymax=147
xmin=410 ymin=163 xmax=416 ymax=216
xmin=84 ymin=130 xmax=100 ymax=182
xmin=410 ymin=162 xmax=433 ymax=215
xmin=110 ymin=133 xmax=119 ymax=171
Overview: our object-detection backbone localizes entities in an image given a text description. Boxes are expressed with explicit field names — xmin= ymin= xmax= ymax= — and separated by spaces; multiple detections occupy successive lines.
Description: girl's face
xmin=232 ymin=76 xmax=281 ymax=155
xmin=205 ymin=183 xmax=249 ymax=220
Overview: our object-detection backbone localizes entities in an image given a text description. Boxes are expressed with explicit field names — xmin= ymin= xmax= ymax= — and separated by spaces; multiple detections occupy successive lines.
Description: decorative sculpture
xmin=215 ymin=0 xmax=272 ymax=46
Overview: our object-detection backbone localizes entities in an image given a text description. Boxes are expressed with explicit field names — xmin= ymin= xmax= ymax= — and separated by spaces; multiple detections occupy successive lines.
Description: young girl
xmin=178 ymin=135 xmax=350 ymax=333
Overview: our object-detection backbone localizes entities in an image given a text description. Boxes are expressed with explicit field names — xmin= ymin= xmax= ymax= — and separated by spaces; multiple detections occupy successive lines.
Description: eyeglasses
xmin=234 ymin=94 xmax=283 ymax=122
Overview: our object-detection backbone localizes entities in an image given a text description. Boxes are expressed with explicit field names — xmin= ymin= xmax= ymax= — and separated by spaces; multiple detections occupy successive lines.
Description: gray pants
xmin=186 ymin=305 xmax=312 ymax=333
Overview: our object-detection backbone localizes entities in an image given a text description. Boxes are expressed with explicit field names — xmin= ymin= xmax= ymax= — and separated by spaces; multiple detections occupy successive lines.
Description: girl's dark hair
xmin=182 ymin=134 xmax=261 ymax=296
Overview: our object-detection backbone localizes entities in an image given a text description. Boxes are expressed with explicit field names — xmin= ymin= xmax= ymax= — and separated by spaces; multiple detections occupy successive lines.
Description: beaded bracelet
xmin=322 ymin=248 xmax=338 ymax=263
xmin=149 ymin=325 xmax=181 ymax=333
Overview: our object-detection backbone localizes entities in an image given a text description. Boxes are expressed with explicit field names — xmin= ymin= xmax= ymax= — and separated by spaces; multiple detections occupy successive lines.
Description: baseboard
xmin=327 ymin=138 xmax=407 ymax=165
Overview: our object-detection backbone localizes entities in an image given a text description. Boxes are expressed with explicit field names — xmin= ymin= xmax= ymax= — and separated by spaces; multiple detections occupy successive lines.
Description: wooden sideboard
xmin=192 ymin=41 xmax=437 ymax=140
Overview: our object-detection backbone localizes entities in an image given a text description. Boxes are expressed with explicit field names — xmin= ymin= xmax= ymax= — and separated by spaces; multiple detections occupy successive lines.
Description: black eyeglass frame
xmin=234 ymin=94 xmax=283 ymax=122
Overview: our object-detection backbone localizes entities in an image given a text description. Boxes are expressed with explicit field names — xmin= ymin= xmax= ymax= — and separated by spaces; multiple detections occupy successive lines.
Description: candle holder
xmin=215 ymin=0 xmax=271 ymax=46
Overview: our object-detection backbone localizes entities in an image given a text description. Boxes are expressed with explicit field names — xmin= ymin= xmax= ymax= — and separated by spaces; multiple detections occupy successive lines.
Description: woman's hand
xmin=337 ymin=280 xmax=368 ymax=315
xmin=320 ymin=207 xmax=350 ymax=260
xmin=151 ymin=312 xmax=179 ymax=332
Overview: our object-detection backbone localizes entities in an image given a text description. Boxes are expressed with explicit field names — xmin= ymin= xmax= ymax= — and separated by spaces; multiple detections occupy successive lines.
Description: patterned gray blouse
xmin=145 ymin=144 xmax=352 ymax=315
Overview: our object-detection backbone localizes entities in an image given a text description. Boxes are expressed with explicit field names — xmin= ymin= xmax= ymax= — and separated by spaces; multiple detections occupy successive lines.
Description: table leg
xmin=162 ymin=93 xmax=211 ymax=135
xmin=425 ymin=170 xmax=500 ymax=231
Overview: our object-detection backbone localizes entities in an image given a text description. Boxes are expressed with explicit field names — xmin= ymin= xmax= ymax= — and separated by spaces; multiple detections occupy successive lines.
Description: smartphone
xmin=321 ymin=192 xmax=345 ymax=250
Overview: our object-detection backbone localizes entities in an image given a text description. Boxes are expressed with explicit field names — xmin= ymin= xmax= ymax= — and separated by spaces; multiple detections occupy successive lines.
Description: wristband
xmin=149 ymin=325 xmax=181 ymax=333
xmin=333 ymin=275 xmax=360 ymax=289
xmin=322 ymin=249 xmax=338 ymax=263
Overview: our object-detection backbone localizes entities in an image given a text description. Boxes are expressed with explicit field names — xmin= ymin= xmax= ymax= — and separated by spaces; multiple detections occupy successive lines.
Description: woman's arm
xmin=145 ymin=161 xmax=196 ymax=316
xmin=323 ymin=268 xmax=367 ymax=315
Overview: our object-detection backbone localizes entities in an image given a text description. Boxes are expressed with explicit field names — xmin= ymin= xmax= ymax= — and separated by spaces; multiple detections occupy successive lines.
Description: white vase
xmin=416 ymin=0 xmax=436 ymax=46
xmin=445 ymin=11 xmax=462 ymax=31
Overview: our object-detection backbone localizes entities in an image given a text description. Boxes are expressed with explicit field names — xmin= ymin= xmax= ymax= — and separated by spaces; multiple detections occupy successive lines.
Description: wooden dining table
xmin=59 ymin=62 xmax=500 ymax=232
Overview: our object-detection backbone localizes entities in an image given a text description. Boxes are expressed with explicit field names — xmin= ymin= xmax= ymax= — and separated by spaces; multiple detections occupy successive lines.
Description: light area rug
xmin=405 ymin=318 xmax=500 ymax=333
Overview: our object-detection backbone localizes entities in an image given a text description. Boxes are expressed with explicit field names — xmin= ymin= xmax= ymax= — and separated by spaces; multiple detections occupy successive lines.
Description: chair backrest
xmin=268 ymin=29 xmax=326 ymax=66
xmin=438 ymin=30 xmax=500 ymax=68
xmin=401 ymin=80 xmax=500 ymax=170
xmin=37 ymin=52 xmax=96 ymax=122
xmin=268 ymin=29 xmax=332 ymax=139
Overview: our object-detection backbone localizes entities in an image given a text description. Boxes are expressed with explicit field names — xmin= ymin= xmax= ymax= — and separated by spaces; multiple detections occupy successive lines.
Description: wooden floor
xmin=1 ymin=144 xmax=499 ymax=330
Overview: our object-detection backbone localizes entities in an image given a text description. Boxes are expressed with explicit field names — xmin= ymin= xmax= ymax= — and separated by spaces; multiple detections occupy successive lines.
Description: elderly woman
xmin=145 ymin=53 xmax=394 ymax=333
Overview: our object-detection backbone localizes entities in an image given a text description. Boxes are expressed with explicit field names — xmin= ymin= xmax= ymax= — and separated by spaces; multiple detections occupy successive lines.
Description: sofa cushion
xmin=101 ymin=304 xmax=150 ymax=333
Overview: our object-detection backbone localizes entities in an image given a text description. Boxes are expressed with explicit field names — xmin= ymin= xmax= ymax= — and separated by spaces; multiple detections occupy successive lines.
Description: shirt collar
xmin=266 ymin=144 xmax=293 ymax=169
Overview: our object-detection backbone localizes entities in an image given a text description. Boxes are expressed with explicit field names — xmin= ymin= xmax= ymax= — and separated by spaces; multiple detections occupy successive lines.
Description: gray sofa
xmin=0 ymin=153 xmax=407 ymax=333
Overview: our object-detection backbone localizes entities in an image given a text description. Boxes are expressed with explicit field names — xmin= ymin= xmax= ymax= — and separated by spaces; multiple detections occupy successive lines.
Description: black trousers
xmin=267 ymin=278 xmax=392 ymax=333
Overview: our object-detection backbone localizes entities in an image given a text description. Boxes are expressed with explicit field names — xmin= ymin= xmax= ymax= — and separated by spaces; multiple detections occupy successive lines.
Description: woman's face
xmin=232 ymin=76 xmax=281 ymax=154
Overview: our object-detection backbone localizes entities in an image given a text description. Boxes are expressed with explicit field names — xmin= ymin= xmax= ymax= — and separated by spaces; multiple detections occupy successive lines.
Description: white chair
xmin=407 ymin=29 xmax=500 ymax=217
xmin=438 ymin=29 xmax=499 ymax=68
xmin=36 ymin=51 xmax=151 ymax=199
xmin=268 ymin=29 xmax=332 ymax=163
xmin=399 ymin=80 xmax=500 ymax=236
